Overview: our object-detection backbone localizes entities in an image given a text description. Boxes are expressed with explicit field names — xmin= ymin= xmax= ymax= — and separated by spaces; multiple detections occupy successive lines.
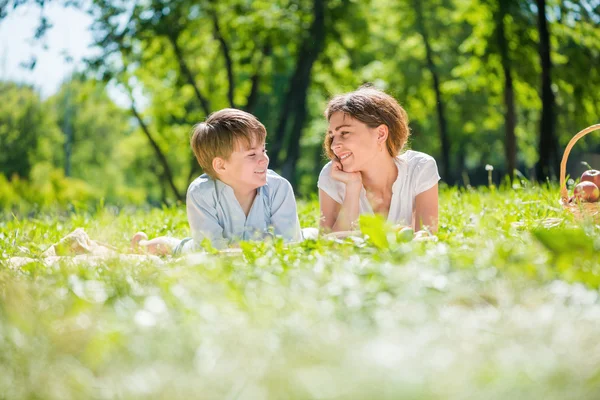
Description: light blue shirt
xmin=180 ymin=170 xmax=301 ymax=251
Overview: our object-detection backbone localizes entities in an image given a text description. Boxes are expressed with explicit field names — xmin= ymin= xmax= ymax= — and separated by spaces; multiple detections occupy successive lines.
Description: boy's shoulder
xmin=262 ymin=169 xmax=293 ymax=198
xmin=187 ymin=174 xmax=218 ymax=199
xmin=265 ymin=169 xmax=291 ymax=187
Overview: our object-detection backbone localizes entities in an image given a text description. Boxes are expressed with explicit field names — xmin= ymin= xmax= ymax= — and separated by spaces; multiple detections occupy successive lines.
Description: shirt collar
xmin=213 ymin=176 xmax=269 ymax=196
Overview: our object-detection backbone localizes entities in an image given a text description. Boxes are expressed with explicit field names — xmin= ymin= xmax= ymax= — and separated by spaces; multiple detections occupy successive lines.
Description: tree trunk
xmin=269 ymin=0 xmax=326 ymax=171
xmin=413 ymin=0 xmax=450 ymax=182
xmin=245 ymin=42 xmax=272 ymax=114
xmin=279 ymin=0 xmax=326 ymax=186
xmin=130 ymin=104 xmax=184 ymax=202
xmin=496 ymin=0 xmax=517 ymax=182
xmin=167 ymin=33 xmax=212 ymax=116
xmin=535 ymin=0 xmax=559 ymax=180
xmin=269 ymin=79 xmax=300 ymax=169
xmin=210 ymin=10 xmax=235 ymax=108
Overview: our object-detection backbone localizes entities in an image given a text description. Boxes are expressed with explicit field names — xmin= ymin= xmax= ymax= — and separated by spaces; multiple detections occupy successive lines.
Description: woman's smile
xmin=337 ymin=152 xmax=352 ymax=161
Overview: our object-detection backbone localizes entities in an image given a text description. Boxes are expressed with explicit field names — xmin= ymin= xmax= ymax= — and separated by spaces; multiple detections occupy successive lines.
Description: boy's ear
xmin=212 ymin=157 xmax=226 ymax=174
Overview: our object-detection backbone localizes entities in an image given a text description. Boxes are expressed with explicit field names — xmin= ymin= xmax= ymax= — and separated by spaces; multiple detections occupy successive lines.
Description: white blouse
xmin=317 ymin=150 xmax=441 ymax=226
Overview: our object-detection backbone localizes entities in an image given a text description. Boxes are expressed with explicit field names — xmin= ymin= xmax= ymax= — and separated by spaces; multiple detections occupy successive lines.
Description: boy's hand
xmin=331 ymin=160 xmax=362 ymax=186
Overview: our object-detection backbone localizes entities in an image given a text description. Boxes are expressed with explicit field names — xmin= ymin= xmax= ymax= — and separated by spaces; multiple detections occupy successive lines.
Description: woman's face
xmin=327 ymin=112 xmax=385 ymax=172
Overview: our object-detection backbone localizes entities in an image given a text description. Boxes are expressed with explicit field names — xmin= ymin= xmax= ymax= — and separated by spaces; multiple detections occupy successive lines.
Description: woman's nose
xmin=331 ymin=138 xmax=341 ymax=150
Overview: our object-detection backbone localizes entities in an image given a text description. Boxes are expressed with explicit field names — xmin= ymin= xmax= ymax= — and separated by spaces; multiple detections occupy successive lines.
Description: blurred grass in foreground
xmin=1 ymin=184 xmax=600 ymax=399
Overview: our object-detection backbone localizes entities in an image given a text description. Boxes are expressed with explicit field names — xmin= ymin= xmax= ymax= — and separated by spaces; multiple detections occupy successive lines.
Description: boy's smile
xmin=217 ymin=140 xmax=269 ymax=193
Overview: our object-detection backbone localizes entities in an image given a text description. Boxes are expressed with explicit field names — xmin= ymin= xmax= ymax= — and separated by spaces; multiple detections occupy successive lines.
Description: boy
xmin=133 ymin=108 xmax=302 ymax=255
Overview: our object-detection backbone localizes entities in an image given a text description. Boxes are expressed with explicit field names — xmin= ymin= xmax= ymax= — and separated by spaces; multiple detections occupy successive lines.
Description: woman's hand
xmin=330 ymin=160 xmax=362 ymax=186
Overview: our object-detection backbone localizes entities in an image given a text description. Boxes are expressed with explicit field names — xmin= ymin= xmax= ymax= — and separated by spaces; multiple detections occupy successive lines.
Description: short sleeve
xmin=414 ymin=155 xmax=441 ymax=195
xmin=317 ymin=162 xmax=343 ymax=204
xmin=269 ymin=179 xmax=302 ymax=242
xmin=186 ymin=184 xmax=228 ymax=249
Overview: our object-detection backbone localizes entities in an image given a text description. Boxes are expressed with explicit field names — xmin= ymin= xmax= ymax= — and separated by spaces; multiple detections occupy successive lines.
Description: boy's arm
xmin=269 ymin=179 xmax=302 ymax=242
xmin=187 ymin=189 xmax=228 ymax=249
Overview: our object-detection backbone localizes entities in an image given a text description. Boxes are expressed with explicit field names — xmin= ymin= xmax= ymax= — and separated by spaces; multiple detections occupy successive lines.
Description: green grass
xmin=1 ymin=184 xmax=600 ymax=399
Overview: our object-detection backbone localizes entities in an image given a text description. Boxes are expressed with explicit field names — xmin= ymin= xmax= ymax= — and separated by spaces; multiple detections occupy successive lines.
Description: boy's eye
xmin=341 ymin=131 xmax=349 ymax=135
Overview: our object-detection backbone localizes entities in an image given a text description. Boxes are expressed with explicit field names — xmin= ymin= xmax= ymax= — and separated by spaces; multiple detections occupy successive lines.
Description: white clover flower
xmin=485 ymin=164 xmax=494 ymax=171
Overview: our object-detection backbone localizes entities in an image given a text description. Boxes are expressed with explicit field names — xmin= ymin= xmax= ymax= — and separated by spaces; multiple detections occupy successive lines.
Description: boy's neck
xmin=232 ymin=187 xmax=258 ymax=216
xmin=218 ymin=176 xmax=259 ymax=216
xmin=360 ymin=153 xmax=398 ymax=195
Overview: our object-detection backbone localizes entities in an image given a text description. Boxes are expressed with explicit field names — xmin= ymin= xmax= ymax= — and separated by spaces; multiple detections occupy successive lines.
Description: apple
xmin=573 ymin=181 xmax=600 ymax=202
xmin=397 ymin=226 xmax=414 ymax=242
xmin=581 ymin=169 xmax=600 ymax=188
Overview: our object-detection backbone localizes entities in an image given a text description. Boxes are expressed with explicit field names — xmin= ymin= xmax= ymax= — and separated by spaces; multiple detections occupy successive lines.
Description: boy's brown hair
xmin=191 ymin=108 xmax=267 ymax=178
xmin=323 ymin=86 xmax=410 ymax=160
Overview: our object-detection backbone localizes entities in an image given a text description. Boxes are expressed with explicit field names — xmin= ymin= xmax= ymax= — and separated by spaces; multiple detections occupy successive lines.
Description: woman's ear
xmin=376 ymin=124 xmax=389 ymax=143
xmin=212 ymin=157 xmax=226 ymax=174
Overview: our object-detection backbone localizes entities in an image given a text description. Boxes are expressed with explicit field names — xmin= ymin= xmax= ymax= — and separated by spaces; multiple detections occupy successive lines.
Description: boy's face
xmin=216 ymin=139 xmax=269 ymax=192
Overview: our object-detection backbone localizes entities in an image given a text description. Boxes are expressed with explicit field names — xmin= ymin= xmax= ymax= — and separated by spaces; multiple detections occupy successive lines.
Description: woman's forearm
xmin=331 ymin=183 xmax=361 ymax=232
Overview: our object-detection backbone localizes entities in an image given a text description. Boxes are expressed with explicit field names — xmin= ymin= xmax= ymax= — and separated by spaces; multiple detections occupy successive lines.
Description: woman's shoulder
xmin=317 ymin=161 xmax=338 ymax=186
xmin=396 ymin=150 xmax=441 ymax=192
xmin=397 ymin=150 xmax=437 ymax=165
xmin=317 ymin=160 xmax=344 ymax=203
xmin=319 ymin=160 xmax=334 ymax=176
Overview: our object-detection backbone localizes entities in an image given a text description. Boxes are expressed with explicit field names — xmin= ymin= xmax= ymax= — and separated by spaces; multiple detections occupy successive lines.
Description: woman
xmin=318 ymin=86 xmax=440 ymax=233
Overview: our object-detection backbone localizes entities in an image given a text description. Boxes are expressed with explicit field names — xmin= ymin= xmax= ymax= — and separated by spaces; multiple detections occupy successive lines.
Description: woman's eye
xmin=248 ymin=153 xmax=256 ymax=157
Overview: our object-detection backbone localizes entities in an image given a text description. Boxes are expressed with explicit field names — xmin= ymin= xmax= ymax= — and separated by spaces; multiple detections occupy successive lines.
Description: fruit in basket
xmin=581 ymin=169 xmax=600 ymax=188
xmin=573 ymin=181 xmax=600 ymax=202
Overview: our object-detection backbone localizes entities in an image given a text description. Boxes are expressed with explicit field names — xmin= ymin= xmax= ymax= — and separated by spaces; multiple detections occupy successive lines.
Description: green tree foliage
xmin=0 ymin=77 xmax=150 ymax=212
xmin=0 ymin=82 xmax=63 ymax=179
xmin=1 ymin=0 xmax=600 ymax=207
xmin=48 ymin=75 xmax=129 ymax=180
xmin=46 ymin=75 xmax=153 ymax=206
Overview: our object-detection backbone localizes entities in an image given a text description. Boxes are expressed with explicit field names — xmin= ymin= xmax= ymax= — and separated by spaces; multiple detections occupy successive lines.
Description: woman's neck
xmin=360 ymin=153 xmax=398 ymax=194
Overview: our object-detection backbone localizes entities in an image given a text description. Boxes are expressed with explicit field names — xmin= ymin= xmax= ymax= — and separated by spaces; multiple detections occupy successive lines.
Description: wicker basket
xmin=559 ymin=123 xmax=600 ymax=222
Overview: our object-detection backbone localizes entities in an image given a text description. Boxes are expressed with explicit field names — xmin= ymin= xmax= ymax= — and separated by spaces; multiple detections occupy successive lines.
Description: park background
xmin=4 ymin=2 xmax=600 ymax=398
xmin=1 ymin=0 xmax=599 ymax=213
